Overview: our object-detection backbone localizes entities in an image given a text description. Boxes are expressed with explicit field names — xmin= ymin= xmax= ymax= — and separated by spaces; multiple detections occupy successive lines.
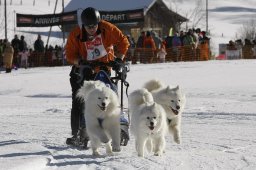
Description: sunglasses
xmin=85 ymin=24 xmax=98 ymax=29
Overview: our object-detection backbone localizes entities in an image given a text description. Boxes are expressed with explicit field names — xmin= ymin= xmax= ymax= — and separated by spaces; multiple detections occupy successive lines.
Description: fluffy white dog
xmin=77 ymin=81 xmax=121 ymax=156
xmin=129 ymin=88 xmax=167 ymax=157
xmin=144 ymin=79 xmax=186 ymax=144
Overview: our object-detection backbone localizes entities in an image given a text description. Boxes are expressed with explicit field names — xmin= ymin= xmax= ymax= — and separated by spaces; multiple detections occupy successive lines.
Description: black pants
xmin=69 ymin=66 xmax=94 ymax=136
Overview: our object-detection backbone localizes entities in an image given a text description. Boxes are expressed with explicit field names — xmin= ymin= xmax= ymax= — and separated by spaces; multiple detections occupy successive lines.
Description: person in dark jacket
xmin=135 ymin=31 xmax=145 ymax=63
xmin=34 ymin=34 xmax=44 ymax=52
xmin=19 ymin=35 xmax=27 ymax=52
xmin=34 ymin=34 xmax=45 ymax=66
xmin=11 ymin=34 xmax=20 ymax=67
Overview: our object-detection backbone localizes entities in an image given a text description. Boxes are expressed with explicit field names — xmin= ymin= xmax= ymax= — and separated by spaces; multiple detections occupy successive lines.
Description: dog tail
xmin=144 ymin=79 xmax=165 ymax=92
xmin=128 ymin=88 xmax=154 ymax=113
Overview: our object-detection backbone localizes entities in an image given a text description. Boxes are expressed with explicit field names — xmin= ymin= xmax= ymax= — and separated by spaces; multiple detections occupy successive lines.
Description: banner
xmin=16 ymin=11 xmax=77 ymax=27
xmin=100 ymin=9 xmax=144 ymax=23
xmin=16 ymin=9 xmax=144 ymax=27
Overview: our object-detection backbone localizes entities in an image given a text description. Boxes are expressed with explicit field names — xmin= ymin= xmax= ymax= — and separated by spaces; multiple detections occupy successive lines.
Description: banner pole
xmin=46 ymin=0 xmax=58 ymax=48
xmin=4 ymin=0 xmax=7 ymax=39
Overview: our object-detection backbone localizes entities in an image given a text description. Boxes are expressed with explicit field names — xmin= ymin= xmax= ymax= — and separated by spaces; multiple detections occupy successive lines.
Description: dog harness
xmin=97 ymin=118 xmax=104 ymax=128
xmin=167 ymin=118 xmax=172 ymax=125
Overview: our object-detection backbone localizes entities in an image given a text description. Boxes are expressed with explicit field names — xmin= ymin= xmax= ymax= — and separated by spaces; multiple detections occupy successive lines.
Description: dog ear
xmin=175 ymin=85 xmax=179 ymax=90
xmin=152 ymin=102 xmax=156 ymax=107
xmin=166 ymin=86 xmax=170 ymax=93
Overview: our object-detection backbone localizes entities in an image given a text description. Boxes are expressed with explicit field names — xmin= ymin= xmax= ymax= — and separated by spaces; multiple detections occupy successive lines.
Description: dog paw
xmin=174 ymin=137 xmax=181 ymax=144
xmin=138 ymin=153 xmax=144 ymax=157
xmin=101 ymin=137 xmax=110 ymax=144
xmin=93 ymin=150 xmax=100 ymax=156
xmin=112 ymin=146 xmax=121 ymax=152
xmin=154 ymin=150 xmax=163 ymax=156
xmin=107 ymin=151 xmax=114 ymax=156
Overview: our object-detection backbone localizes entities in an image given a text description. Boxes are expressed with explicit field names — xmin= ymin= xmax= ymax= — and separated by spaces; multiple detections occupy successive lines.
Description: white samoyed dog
xmin=77 ymin=80 xmax=121 ymax=156
xmin=144 ymin=79 xmax=186 ymax=144
xmin=129 ymin=88 xmax=167 ymax=157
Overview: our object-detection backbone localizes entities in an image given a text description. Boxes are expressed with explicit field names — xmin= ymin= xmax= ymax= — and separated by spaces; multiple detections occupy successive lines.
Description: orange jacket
xmin=66 ymin=20 xmax=129 ymax=66
xmin=143 ymin=36 xmax=156 ymax=50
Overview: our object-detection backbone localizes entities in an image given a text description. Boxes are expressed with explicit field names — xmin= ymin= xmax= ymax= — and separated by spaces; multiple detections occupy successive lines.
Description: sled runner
xmin=66 ymin=60 xmax=130 ymax=148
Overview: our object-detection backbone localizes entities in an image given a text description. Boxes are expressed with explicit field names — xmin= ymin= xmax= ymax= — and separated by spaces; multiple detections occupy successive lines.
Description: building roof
xmin=64 ymin=0 xmax=157 ymax=12
xmin=63 ymin=0 xmax=188 ymax=29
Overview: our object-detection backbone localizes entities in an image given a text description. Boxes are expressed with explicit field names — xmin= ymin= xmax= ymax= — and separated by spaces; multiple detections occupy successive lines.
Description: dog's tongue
xmin=172 ymin=109 xmax=179 ymax=115
xmin=98 ymin=105 xmax=106 ymax=111
xmin=149 ymin=126 xmax=154 ymax=130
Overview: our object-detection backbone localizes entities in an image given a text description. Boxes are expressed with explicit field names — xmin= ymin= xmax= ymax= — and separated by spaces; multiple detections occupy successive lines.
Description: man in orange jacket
xmin=65 ymin=7 xmax=129 ymax=147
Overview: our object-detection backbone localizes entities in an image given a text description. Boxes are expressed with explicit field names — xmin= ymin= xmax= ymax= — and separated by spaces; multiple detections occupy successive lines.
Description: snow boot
xmin=66 ymin=135 xmax=80 ymax=146
xmin=79 ymin=127 xmax=89 ymax=149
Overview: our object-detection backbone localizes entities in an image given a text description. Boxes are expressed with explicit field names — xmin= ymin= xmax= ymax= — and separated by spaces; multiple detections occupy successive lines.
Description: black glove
xmin=112 ymin=58 xmax=123 ymax=72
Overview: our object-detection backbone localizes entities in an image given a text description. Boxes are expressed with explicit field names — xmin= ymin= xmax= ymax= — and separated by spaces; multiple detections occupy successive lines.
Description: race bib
xmin=84 ymin=34 xmax=108 ymax=61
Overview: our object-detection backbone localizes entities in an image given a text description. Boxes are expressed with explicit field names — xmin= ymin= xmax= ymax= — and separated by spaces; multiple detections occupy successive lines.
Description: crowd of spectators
xmin=126 ymin=28 xmax=210 ymax=64
xmin=0 ymin=34 xmax=64 ymax=73
xmin=223 ymin=38 xmax=256 ymax=59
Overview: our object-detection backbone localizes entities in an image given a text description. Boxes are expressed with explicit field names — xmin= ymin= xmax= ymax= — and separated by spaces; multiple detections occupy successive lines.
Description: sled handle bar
xmin=79 ymin=60 xmax=130 ymax=80
xmin=79 ymin=60 xmax=115 ymax=68
xmin=79 ymin=60 xmax=130 ymax=109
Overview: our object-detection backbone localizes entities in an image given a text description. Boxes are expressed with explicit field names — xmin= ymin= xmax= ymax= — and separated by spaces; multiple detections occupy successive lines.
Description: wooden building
xmin=64 ymin=0 xmax=188 ymax=40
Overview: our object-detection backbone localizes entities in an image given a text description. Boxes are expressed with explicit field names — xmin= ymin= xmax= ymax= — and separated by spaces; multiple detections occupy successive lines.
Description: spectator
xmin=127 ymin=35 xmax=135 ymax=62
xmin=192 ymin=29 xmax=199 ymax=49
xmin=201 ymin=31 xmax=210 ymax=44
xmin=179 ymin=30 xmax=185 ymax=46
xmin=19 ymin=35 xmax=27 ymax=52
xmin=227 ymin=40 xmax=236 ymax=50
xmin=183 ymin=29 xmax=195 ymax=47
xmin=11 ymin=34 xmax=20 ymax=52
xmin=151 ymin=31 xmax=162 ymax=49
xmin=157 ymin=47 xmax=167 ymax=63
xmin=172 ymin=32 xmax=182 ymax=47
xmin=34 ymin=34 xmax=44 ymax=52
xmin=19 ymin=49 xmax=29 ymax=69
xmin=0 ymin=39 xmax=4 ymax=67
xmin=11 ymin=34 xmax=20 ymax=67
xmin=244 ymin=39 xmax=252 ymax=46
xmin=34 ymin=34 xmax=45 ymax=66
xmin=143 ymin=31 xmax=156 ymax=63
xmin=136 ymin=31 xmax=145 ymax=48
xmin=3 ymin=39 xmax=14 ymax=73
xmin=164 ymin=35 xmax=172 ymax=48
xmin=135 ymin=31 xmax=146 ymax=63
xmin=172 ymin=32 xmax=182 ymax=61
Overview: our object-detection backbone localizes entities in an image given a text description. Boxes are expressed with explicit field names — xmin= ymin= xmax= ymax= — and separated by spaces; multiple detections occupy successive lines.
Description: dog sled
xmin=66 ymin=60 xmax=130 ymax=148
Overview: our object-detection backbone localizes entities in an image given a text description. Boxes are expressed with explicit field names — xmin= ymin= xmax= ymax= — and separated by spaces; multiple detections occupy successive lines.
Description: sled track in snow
xmin=184 ymin=112 xmax=256 ymax=120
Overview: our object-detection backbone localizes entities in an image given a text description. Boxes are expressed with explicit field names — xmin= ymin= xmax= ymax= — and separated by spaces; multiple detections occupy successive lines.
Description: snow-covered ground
xmin=1 ymin=60 xmax=256 ymax=170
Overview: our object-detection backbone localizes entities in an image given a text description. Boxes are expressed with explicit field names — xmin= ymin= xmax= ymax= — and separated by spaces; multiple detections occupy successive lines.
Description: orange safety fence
xmin=242 ymin=45 xmax=255 ymax=59
xmin=127 ymin=43 xmax=210 ymax=64
xmin=16 ymin=43 xmax=210 ymax=67
xmin=28 ymin=51 xmax=64 ymax=67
